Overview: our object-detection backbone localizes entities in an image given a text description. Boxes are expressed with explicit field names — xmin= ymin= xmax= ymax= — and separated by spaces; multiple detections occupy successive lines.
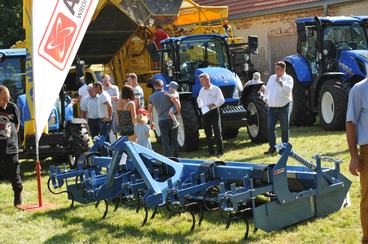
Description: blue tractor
xmin=0 ymin=48 xmax=89 ymax=164
xmin=150 ymin=34 xmax=267 ymax=151
xmin=284 ymin=16 xmax=368 ymax=130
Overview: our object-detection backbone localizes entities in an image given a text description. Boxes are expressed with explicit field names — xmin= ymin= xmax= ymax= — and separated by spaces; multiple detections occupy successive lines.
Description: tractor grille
xmin=219 ymin=86 xmax=234 ymax=99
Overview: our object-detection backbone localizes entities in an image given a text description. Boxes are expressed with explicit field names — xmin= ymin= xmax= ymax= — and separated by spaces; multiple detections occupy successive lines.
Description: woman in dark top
xmin=117 ymin=85 xmax=136 ymax=141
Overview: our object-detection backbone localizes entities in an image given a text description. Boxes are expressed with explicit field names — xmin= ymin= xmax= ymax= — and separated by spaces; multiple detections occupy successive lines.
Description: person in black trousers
xmin=196 ymin=73 xmax=225 ymax=157
xmin=0 ymin=85 xmax=23 ymax=206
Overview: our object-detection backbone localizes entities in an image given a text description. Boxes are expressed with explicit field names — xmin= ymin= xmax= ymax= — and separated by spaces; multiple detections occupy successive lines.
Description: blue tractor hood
xmin=192 ymin=67 xmax=239 ymax=98
xmin=339 ymin=50 xmax=368 ymax=79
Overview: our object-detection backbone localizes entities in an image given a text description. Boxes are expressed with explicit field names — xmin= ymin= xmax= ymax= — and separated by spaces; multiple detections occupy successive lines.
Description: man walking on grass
xmin=346 ymin=78 xmax=368 ymax=243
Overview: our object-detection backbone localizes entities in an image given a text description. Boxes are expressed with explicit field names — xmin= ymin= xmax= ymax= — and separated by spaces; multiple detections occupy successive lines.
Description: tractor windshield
xmin=178 ymin=36 xmax=230 ymax=80
xmin=323 ymin=23 xmax=368 ymax=52
xmin=0 ymin=56 xmax=26 ymax=103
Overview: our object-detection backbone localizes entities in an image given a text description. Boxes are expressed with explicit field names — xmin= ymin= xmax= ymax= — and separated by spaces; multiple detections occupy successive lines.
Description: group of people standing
xmin=79 ymin=73 xmax=151 ymax=150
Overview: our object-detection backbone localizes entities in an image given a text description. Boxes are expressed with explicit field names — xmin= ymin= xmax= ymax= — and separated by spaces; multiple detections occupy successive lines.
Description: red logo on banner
xmin=43 ymin=13 xmax=76 ymax=64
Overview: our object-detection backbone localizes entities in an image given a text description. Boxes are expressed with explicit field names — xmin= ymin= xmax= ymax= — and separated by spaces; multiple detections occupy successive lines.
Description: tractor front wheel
xmin=245 ymin=94 xmax=268 ymax=143
xmin=319 ymin=80 xmax=350 ymax=130
xmin=178 ymin=99 xmax=199 ymax=152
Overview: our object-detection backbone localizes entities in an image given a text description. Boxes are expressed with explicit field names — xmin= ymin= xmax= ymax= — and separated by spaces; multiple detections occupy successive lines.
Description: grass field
xmin=0 ymin=126 xmax=362 ymax=243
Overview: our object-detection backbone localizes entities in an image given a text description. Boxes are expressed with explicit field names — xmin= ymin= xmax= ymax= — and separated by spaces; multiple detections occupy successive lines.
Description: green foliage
xmin=0 ymin=126 xmax=362 ymax=243
xmin=0 ymin=0 xmax=23 ymax=48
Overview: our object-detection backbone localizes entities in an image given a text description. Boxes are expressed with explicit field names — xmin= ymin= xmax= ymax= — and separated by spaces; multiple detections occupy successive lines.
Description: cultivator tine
xmin=150 ymin=206 xmax=158 ymax=220
xmin=113 ymin=197 xmax=120 ymax=212
xmin=243 ymin=219 xmax=250 ymax=240
xmin=141 ymin=207 xmax=149 ymax=226
xmin=102 ymin=200 xmax=109 ymax=219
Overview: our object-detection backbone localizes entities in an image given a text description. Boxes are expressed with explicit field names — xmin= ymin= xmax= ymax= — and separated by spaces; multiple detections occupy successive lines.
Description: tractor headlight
xmin=233 ymin=86 xmax=240 ymax=99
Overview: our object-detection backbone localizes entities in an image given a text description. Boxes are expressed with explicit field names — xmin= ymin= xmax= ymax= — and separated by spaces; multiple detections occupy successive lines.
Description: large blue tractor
xmin=0 ymin=48 xmax=89 ymax=164
xmin=284 ymin=16 xmax=368 ymax=130
xmin=150 ymin=34 xmax=267 ymax=151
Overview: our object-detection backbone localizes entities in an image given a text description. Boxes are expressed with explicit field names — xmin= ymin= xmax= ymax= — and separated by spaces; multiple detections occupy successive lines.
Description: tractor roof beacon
xmin=283 ymin=16 xmax=368 ymax=130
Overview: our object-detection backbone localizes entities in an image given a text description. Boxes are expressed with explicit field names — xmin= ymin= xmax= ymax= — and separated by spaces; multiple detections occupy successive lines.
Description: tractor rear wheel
xmin=179 ymin=99 xmax=199 ymax=151
xmin=319 ymin=80 xmax=350 ymax=130
xmin=287 ymin=66 xmax=316 ymax=126
xmin=245 ymin=94 xmax=268 ymax=143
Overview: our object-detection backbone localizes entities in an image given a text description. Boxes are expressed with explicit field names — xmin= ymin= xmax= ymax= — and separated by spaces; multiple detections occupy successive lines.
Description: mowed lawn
xmin=0 ymin=126 xmax=362 ymax=243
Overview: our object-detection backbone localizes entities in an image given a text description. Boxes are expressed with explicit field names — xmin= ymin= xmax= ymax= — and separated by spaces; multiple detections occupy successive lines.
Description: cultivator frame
xmin=48 ymin=136 xmax=351 ymax=239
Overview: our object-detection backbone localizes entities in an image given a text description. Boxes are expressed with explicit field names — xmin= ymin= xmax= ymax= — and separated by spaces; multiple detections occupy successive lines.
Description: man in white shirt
xmin=264 ymin=61 xmax=294 ymax=155
xmin=102 ymin=74 xmax=120 ymax=136
xmin=93 ymin=82 xmax=112 ymax=143
xmin=197 ymin=73 xmax=225 ymax=156
xmin=81 ymin=84 xmax=100 ymax=139
xmin=127 ymin=73 xmax=145 ymax=109
xmin=78 ymin=76 xmax=89 ymax=109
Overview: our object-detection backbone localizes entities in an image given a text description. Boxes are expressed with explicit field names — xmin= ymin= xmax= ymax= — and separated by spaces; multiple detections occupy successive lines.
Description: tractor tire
xmin=319 ymin=80 xmax=351 ymax=131
xmin=222 ymin=129 xmax=239 ymax=139
xmin=245 ymin=94 xmax=268 ymax=143
xmin=179 ymin=99 xmax=199 ymax=152
xmin=68 ymin=120 xmax=90 ymax=166
xmin=287 ymin=66 xmax=316 ymax=126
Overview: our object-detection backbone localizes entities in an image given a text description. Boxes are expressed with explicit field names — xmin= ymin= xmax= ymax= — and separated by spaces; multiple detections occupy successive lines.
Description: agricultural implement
xmin=48 ymin=137 xmax=351 ymax=239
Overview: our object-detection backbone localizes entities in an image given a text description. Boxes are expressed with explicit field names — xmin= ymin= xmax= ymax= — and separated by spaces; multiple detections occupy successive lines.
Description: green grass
xmin=0 ymin=126 xmax=362 ymax=243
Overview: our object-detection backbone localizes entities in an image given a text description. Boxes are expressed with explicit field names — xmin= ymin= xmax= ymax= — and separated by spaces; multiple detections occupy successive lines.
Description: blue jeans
xmin=159 ymin=119 xmax=179 ymax=157
xmin=99 ymin=119 xmax=112 ymax=143
xmin=267 ymin=103 xmax=290 ymax=148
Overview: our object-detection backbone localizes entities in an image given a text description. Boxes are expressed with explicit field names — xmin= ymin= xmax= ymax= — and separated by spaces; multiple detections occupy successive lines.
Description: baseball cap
xmin=168 ymin=81 xmax=178 ymax=90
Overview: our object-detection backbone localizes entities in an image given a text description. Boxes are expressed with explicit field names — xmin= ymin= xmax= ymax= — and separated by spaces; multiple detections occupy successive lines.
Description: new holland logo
xmin=38 ymin=0 xmax=93 ymax=71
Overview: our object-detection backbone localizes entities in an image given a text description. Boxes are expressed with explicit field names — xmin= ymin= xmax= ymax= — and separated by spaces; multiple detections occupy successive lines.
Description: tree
xmin=0 ymin=0 xmax=23 ymax=49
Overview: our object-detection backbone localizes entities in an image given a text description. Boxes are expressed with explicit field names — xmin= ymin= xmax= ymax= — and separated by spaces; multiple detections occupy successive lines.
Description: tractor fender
xmin=310 ymin=72 xmax=347 ymax=109
xmin=283 ymin=54 xmax=312 ymax=85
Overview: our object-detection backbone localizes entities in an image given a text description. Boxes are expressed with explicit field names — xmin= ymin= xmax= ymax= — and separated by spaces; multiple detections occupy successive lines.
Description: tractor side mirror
xmin=76 ymin=59 xmax=85 ymax=86
xmin=297 ymin=23 xmax=307 ymax=42
xmin=0 ymin=53 xmax=4 ymax=62
xmin=248 ymin=36 xmax=258 ymax=55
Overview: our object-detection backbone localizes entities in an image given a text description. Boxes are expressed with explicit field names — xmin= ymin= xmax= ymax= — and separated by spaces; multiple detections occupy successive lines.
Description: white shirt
xmin=134 ymin=85 xmax=145 ymax=109
xmin=97 ymin=91 xmax=112 ymax=119
xmin=197 ymin=85 xmax=225 ymax=112
xmin=81 ymin=95 xmax=99 ymax=119
xmin=265 ymin=74 xmax=293 ymax=107
xmin=78 ymin=84 xmax=89 ymax=108
xmin=105 ymin=85 xmax=119 ymax=111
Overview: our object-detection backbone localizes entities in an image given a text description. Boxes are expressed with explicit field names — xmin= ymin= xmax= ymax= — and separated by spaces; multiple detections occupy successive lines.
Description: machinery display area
xmin=48 ymin=136 xmax=351 ymax=240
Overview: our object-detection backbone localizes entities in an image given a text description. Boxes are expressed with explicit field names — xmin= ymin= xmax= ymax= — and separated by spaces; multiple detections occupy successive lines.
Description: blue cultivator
xmin=48 ymin=137 xmax=351 ymax=239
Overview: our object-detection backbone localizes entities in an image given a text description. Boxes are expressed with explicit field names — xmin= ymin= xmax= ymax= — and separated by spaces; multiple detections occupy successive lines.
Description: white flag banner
xmin=32 ymin=0 xmax=98 ymax=143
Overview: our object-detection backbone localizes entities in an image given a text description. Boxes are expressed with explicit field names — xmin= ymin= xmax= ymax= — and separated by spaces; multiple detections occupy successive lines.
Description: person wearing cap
xmin=126 ymin=73 xmax=145 ymax=109
xmin=164 ymin=81 xmax=180 ymax=128
xmin=244 ymin=72 xmax=266 ymax=92
xmin=134 ymin=108 xmax=152 ymax=150
xmin=197 ymin=73 xmax=225 ymax=157
xmin=148 ymin=79 xmax=181 ymax=157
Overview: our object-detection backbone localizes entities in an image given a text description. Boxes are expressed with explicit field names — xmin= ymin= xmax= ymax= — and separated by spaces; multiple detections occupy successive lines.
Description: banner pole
xmin=35 ymin=142 xmax=43 ymax=207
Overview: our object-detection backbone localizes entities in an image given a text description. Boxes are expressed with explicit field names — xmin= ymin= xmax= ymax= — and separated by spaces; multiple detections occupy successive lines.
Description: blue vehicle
xmin=283 ymin=16 xmax=368 ymax=130
xmin=150 ymin=34 xmax=266 ymax=151
xmin=0 ymin=48 xmax=89 ymax=164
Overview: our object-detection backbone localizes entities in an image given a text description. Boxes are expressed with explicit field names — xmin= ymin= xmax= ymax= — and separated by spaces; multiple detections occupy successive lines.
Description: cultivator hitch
xmin=48 ymin=139 xmax=351 ymax=239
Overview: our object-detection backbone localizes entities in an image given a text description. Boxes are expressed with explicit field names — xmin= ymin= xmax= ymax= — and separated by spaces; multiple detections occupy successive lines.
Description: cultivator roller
xmin=48 ymin=137 xmax=351 ymax=239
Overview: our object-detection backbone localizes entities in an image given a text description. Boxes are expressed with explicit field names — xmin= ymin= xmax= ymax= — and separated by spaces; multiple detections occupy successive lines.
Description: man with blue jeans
xmin=264 ymin=61 xmax=294 ymax=155
xmin=148 ymin=79 xmax=181 ymax=157
xmin=93 ymin=82 xmax=112 ymax=143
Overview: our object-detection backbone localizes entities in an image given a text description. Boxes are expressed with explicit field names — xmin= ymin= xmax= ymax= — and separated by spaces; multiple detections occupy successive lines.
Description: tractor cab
xmin=296 ymin=16 xmax=368 ymax=77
